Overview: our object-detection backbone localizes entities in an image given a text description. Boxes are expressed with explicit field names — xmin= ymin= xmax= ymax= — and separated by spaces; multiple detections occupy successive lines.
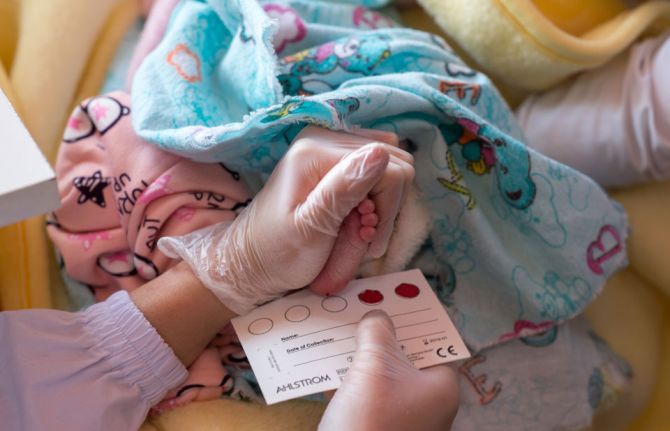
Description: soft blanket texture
xmin=416 ymin=0 xmax=670 ymax=100
xmin=1 ymin=0 xmax=668 ymax=430
xmin=129 ymin=0 xmax=630 ymax=428
xmin=132 ymin=0 xmax=628 ymax=351
xmin=135 ymin=2 xmax=670 ymax=430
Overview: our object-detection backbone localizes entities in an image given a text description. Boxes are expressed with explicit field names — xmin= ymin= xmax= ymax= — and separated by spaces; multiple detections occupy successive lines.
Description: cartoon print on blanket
xmin=547 ymin=160 xmax=593 ymax=212
xmin=132 ymin=0 xmax=628 ymax=353
xmin=278 ymin=34 xmax=392 ymax=95
xmin=438 ymin=118 xmax=536 ymax=209
xmin=352 ymin=5 xmax=395 ymax=29
xmin=51 ymin=0 xmax=634 ymax=426
xmin=263 ymin=3 xmax=307 ymax=54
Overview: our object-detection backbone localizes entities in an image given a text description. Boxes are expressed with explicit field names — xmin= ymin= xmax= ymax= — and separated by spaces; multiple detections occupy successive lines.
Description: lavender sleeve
xmin=0 ymin=291 xmax=188 ymax=431
xmin=515 ymin=31 xmax=670 ymax=187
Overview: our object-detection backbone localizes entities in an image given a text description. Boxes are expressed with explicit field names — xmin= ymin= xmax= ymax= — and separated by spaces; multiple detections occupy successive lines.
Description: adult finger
xmin=367 ymin=158 xmax=415 ymax=258
xmin=295 ymin=144 xmax=389 ymax=238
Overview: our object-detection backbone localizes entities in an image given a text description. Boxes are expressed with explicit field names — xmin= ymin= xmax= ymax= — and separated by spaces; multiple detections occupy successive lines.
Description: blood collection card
xmin=231 ymin=269 xmax=470 ymax=404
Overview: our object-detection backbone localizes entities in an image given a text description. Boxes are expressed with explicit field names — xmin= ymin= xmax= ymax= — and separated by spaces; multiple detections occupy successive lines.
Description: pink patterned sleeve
xmin=48 ymin=91 xmax=250 ymax=300
xmin=46 ymin=91 xmax=251 ymax=412
xmin=0 ymin=291 xmax=187 ymax=431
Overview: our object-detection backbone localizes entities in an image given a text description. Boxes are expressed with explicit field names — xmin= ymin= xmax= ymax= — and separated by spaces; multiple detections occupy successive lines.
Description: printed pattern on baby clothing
xmin=48 ymin=92 xmax=258 ymax=410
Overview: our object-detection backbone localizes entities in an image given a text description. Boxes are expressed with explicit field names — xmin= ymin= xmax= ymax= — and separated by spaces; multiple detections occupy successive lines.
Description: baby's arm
xmin=310 ymin=198 xmax=379 ymax=295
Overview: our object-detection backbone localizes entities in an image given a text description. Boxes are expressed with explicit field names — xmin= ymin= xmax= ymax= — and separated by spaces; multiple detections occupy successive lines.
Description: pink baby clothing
xmin=516 ymin=32 xmax=670 ymax=188
xmin=48 ymin=91 xmax=250 ymax=298
xmin=126 ymin=0 xmax=181 ymax=89
xmin=0 ymin=290 xmax=187 ymax=431
xmin=47 ymin=91 xmax=252 ymax=410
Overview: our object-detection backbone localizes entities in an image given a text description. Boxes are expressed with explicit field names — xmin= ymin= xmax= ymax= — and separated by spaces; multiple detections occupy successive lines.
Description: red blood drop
xmin=395 ymin=283 xmax=420 ymax=299
xmin=358 ymin=289 xmax=384 ymax=305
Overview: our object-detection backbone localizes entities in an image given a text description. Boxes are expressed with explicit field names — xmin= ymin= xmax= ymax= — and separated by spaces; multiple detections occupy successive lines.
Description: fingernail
xmin=347 ymin=144 xmax=389 ymax=178
xmin=362 ymin=309 xmax=389 ymax=320
xmin=362 ymin=143 xmax=388 ymax=170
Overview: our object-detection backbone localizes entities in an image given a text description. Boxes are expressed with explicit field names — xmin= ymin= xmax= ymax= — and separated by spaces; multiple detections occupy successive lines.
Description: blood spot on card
xmin=358 ymin=289 xmax=384 ymax=305
xmin=395 ymin=283 xmax=420 ymax=299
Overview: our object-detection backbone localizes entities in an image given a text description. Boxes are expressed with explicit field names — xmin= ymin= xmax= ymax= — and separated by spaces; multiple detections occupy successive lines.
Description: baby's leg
xmin=310 ymin=199 xmax=378 ymax=295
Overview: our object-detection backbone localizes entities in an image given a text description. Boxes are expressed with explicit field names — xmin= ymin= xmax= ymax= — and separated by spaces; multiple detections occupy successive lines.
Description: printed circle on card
xmin=321 ymin=296 xmax=348 ymax=313
xmin=248 ymin=318 xmax=273 ymax=335
xmin=285 ymin=305 xmax=310 ymax=322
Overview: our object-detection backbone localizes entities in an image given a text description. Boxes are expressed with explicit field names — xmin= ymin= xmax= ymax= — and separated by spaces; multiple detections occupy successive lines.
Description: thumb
xmin=349 ymin=310 xmax=415 ymax=381
xmin=295 ymin=144 xmax=390 ymax=237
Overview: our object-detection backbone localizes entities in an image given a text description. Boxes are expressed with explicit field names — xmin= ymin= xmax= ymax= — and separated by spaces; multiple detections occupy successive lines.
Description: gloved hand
xmin=319 ymin=311 xmax=460 ymax=431
xmin=304 ymin=126 xmax=415 ymax=295
xmin=159 ymin=126 xmax=414 ymax=314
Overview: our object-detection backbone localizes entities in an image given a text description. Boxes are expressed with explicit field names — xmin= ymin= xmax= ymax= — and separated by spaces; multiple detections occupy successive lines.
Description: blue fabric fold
xmin=132 ymin=0 xmax=628 ymax=352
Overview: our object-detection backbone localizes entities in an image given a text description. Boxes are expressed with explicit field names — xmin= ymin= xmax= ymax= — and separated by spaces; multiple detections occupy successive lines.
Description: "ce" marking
xmin=437 ymin=346 xmax=458 ymax=358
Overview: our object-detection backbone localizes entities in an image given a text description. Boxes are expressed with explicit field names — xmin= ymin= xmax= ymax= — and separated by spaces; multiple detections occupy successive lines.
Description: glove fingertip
xmin=157 ymin=236 xmax=183 ymax=259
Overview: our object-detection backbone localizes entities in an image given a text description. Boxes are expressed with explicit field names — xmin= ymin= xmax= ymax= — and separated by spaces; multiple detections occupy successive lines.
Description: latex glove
xmin=291 ymin=126 xmax=414 ymax=259
xmin=303 ymin=126 xmax=415 ymax=295
xmin=319 ymin=311 xmax=459 ymax=431
xmin=159 ymin=126 xmax=414 ymax=314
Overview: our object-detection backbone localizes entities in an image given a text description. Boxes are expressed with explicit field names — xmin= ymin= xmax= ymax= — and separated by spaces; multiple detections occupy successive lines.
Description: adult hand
xmin=298 ymin=126 xmax=415 ymax=295
xmin=159 ymin=126 xmax=414 ymax=314
xmin=319 ymin=311 xmax=460 ymax=431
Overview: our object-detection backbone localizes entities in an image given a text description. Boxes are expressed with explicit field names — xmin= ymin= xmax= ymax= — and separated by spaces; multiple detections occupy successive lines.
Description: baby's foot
xmin=310 ymin=199 xmax=378 ymax=295
xmin=318 ymin=311 xmax=459 ymax=431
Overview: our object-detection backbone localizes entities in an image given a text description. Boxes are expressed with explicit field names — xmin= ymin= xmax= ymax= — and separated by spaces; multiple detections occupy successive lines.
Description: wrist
xmin=131 ymin=261 xmax=237 ymax=366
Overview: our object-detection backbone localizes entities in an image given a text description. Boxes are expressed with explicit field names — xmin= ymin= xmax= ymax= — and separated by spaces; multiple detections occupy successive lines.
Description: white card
xmin=0 ymin=89 xmax=60 ymax=227
xmin=232 ymin=269 xmax=470 ymax=404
